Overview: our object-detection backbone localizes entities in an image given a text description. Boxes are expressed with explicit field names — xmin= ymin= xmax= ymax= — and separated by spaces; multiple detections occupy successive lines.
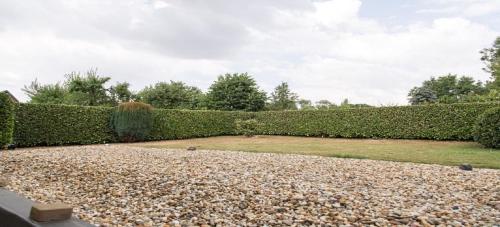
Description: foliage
xmin=23 ymin=69 xmax=135 ymax=106
xmin=408 ymin=74 xmax=486 ymax=105
xmin=109 ymin=82 xmax=134 ymax=104
xmin=298 ymin=99 xmax=315 ymax=110
xmin=0 ymin=92 xmax=15 ymax=147
xmin=315 ymin=100 xmax=337 ymax=109
xmin=480 ymin=36 xmax=500 ymax=90
xmin=205 ymin=73 xmax=267 ymax=111
xmin=268 ymin=82 xmax=298 ymax=110
xmin=408 ymin=87 xmax=437 ymax=105
xmin=111 ymin=102 xmax=153 ymax=142
xmin=235 ymin=119 xmax=261 ymax=137
xmin=138 ymin=81 xmax=204 ymax=109
xmin=149 ymin=109 xmax=250 ymax=140
xmin=12 ymin=102 xmax=499 ymax=147
xmin=473 ymin=107 xmax=500 ymax=149
xmin=65 ymin=69 xmax=112 ymax=106
xmin=254 ymin=103 xmax=499 ymax=141
xmin=14 ymin=104 xmax=116 ymax=147
xmin=22 ymin=79 xmax=68 ymax=104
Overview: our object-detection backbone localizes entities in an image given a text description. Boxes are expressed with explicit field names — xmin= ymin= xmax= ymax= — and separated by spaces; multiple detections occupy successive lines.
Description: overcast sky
xmin=1 ymin=0 xmax=499 ymax=105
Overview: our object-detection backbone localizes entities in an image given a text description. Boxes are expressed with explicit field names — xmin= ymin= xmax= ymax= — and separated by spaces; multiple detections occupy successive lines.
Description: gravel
xmin=1 ymin=145 xmax=499 ymax=226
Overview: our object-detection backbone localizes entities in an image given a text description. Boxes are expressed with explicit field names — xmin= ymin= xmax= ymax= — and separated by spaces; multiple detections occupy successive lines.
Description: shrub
xmin=473 ymin=107 xmax=500 ymax=148
xmin=12 ymin=102 xmax=499 ymax=147
xmin=235 ymin=119 xmax=261 ymax=137
xmin=254 ymin=103 xmax=500 ymax=140
xmin=149 ymin=109 xmax=252 ymax=140
xmin=0 ymin=92 xmax=15 ymax=148
xmin=111 ymin=102 xmax=153 ymax=142
xmin=14 ymin=104 xmax=115 ymax=147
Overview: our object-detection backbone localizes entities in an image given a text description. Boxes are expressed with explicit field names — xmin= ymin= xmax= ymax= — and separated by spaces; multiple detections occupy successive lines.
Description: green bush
xmin=254 ymin=103 xmax=500 ymax=140
xmin=12 ymin=102 xmax=499 ymax=147
xmin=235 ymin=119 xmax=261 ymax=137
xmin=111 ymin=102 xmax=153 ymax=142
xmin=14 ymin=104 xmax=115 ymax=147
xmin=0 ymin=92 xmax=15 ymax=148
xmin=149 ymin=109 xmax=252 ymax=140
xmin=473 ymin=107 xmax=500 ymax=148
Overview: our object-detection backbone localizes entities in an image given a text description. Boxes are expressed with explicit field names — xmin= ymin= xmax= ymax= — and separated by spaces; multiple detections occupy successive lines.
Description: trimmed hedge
xmin=13 ymin=102 xmax=500 ymax=147
xmin=149 ymin=109 xmax=251 ymax=140
xmin=14 ymin=104 xmax=116 ymax=147
xmin=473 ymin=107 xmax=500 ymax=148
xmin=0 ymin=92 xmax=15 ymax=147
xmin=254 ymin=103 xmax=500 ymax=140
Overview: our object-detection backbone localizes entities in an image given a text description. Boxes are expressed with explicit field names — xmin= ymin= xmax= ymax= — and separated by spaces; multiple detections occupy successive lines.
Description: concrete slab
xmin=0 ymin=189 xmax=93 ymax=227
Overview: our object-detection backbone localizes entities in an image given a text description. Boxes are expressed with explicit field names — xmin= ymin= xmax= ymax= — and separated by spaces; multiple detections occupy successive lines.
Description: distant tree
xmin=408 ymin=87 xmax=437 ymax=105
xmin=138 ymin=81 xmax=204 ymax=109
xmin=480 ymin=36 xmax=500 ymax=90
xmin=408 ymin=74 xmax=486 ymax=104
xmin=316 ymin=100 xmax=336 ymax=109
xmin=298 ymin=99 xmax=315 ymax=110
xmin=109 ymin=82 xmax=134 ymax=104
xmin=65 ymin=69 xmax=111 ymax=106
xmin=23 ymin=68 xmax=134 ymax=106
xmin=22 ymin=79 xmax=68 ymax=104
xmin=340 ymin=98 xmax=350 ymax=108
xmin=206 ymin=73 xmax=267 ymax=111
xmin=268 ymin=82 xmax=298 ymax=110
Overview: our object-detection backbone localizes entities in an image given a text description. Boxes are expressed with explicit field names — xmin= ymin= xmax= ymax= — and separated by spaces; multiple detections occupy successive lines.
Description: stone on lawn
xmin=458 ymin=164 xmax=473 ymax=171
xmin=187 ymin=146 xmax=197 ymax=151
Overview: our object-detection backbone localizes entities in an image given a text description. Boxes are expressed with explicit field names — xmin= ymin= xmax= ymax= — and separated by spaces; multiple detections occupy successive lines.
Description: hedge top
xmin=12 ymin=102 xmax=500 ymax=147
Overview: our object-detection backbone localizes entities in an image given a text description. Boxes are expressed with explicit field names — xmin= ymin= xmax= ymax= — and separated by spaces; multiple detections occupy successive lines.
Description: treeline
xmin=24 ymin=37 xmax=500 ymax=109
xmin=23 ymin=72 xmax=370 ymax=111
xmin=408 ymin=37 xmax=500 ymax=105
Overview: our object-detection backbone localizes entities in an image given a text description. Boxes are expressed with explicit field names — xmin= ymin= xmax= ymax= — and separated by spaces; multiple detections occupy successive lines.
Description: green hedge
xmin=13 ymin=102 xmax=500 ymax=147
xmin=254 ymin=103 xmax=500 ymax=140
xmin=14 ymin=104 xmax=116 ymax=147
xmin=14 ymin=104 xmax=252 ymax=147
xmin=149 ymin=109 xmax=251 ymax=140
xmin=0 ymin=92 xmax=15 ymax=147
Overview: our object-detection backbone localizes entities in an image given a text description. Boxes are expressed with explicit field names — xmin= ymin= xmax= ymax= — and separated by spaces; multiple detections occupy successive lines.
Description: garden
xmin=1 ymin=92 xmax=499 ymax=225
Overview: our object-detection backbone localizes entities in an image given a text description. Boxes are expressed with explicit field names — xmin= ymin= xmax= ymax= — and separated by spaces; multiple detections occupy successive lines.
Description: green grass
xmin=136 ymin=136 xmax=500 ymax=169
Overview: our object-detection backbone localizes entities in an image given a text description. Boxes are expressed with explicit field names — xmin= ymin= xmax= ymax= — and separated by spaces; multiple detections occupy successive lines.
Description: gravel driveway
xmin=1 ymin=145 xmax=499 ymax=226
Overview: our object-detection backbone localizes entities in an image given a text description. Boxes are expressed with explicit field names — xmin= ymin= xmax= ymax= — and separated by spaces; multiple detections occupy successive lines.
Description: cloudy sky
xmin=1 ymin=0 xmax=499 ymax=105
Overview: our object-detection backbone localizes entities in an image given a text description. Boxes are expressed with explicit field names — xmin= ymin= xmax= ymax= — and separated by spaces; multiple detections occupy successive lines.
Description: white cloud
xmin=0 ymin=0 xmax=498 ymax=105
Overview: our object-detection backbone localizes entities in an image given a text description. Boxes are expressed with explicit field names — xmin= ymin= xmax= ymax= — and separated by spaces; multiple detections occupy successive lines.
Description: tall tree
xmin=205 ymin=73 xmax=267 ymax=111
xmin=480 ymin=36 xmax=500 ymax=90
xmin=65 ymin=69 xmax=111 ymax=106
xmin=408 ymin=74 xmax=486 ymax=104
xmin=408 ymin=87 xmax=437 ymax=105
xmin=315 ymin=100 xmax=336 ymax=109
xmin=268 ymin=82 xmax=298 ymax=110
xmin=138 ymin=81 xmax=204 ymax=109
xmin=298 ymin=99 xmax=314 ymax=110
xmin=109 ymin=82 xmax=134 ymax=104
xmin=22 ymin=79 xmax=68 ymax=104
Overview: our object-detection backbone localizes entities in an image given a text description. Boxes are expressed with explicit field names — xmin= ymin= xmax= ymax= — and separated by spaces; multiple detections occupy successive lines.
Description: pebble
xmin=1 ymin=144 xmax=499 ymax=226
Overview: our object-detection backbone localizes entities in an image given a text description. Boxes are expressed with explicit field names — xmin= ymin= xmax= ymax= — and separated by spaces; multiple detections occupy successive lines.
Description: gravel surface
xmin=1 ymin=145 xmax=499 ymax=226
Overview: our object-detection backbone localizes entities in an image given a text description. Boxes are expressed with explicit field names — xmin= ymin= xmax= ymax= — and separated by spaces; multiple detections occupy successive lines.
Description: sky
xmin=0 ymin=0 xmax=499 ymax=105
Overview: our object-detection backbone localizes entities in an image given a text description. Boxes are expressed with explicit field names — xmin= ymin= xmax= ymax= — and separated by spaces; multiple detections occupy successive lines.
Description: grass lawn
xmin=137 ymin=136 xmax=500 ymax=169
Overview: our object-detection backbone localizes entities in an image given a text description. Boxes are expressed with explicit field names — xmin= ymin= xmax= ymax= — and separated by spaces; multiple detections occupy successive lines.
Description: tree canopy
xmin=408 ymin=74 xmax=486 ymax=105
xmin=205 ymin=73 xmax=267 ymax=111
xmin=138 ymin=81 xmax=204 ymax=109
xmin=23 ymin=69 xmax=133 ymax=106
xmin=268 ymin=82 xmax=298 ymax=110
